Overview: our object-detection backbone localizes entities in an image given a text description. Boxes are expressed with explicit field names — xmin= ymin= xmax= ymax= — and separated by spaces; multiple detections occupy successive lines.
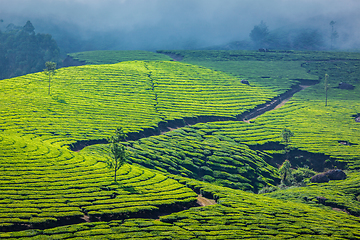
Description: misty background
xmin=1 ymin=0 xmax=360 ymax=54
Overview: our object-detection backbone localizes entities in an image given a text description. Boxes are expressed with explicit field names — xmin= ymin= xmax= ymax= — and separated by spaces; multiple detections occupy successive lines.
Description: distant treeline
xmin=0 ymin=21 xmax=60 ymax=80
xmin=208 ymin=22 xmax=332 ymax=51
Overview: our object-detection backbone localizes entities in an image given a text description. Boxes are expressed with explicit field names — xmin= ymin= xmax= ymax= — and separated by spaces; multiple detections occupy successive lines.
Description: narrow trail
xmin=243 ymin=84 xmax=311 ymax=123
xmin=70 ymin=80 xmax=318 ymax=151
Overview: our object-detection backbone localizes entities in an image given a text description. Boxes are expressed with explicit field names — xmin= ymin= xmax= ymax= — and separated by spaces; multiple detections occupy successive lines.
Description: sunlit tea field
xmin=1 ymin=50 xmax=360 ymax=239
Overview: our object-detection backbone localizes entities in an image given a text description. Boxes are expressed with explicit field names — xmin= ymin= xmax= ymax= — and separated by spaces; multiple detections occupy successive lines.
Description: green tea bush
xmin=89 ymin=127 xmax=281 ymax=192
xmin=2 ymin=49 xmax=360 ymax=238
xmin=0 ymin=132 xmax=197 ymax=230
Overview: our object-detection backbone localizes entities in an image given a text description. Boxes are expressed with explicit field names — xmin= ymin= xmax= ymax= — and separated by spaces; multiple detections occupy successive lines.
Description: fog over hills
xmin=1 ymin=0 xmax=360 ymax=52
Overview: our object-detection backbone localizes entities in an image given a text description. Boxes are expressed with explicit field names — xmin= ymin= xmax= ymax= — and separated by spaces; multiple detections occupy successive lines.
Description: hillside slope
xmin=1 ymin=50 xmax=360 ymax=238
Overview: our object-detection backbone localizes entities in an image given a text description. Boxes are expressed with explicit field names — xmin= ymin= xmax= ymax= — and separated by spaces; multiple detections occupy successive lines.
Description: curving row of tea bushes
xmin=87 ymin=126 xmax=280 ymax=192
xmin=186 ymin=60 xmax=318 ymax=95
xmin=145 ymin=61 xmax=277 ymax=120
xmin=2 ymin=178 xmax=360 ymax=239
xmin=264 ymin=171 xmax=360 ymax=216
xmin=0 ymin=61 xmax=162 ymax=144
xmin=0 ymin=132 xmax=197 ymax=231
xmin=68 ymin=50 xmax=173 ymax=65
xmin=252 ymin=60 xmax=360 ymax=169
xmin=0 ymin=60 xmax=286 ymax=145
xmin=173 ymin=58 xmax=360 ymax=169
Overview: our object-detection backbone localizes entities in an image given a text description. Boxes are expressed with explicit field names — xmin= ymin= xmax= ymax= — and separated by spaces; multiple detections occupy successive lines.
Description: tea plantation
xmin=1 ymin=50 xmax=360 ymax=238
xmin=68 ymin=50 xmax=172 ymax=65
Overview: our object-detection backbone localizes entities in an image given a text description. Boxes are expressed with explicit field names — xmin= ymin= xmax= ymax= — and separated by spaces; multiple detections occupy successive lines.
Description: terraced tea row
xmin=145 ymin=61 xmax=277 ymax=120
xmin=87 ymin=126 xmax=280 ymax=192
xmin=2 ymin=179 xmax=360 ymax=239
xmin=264 ymin=171 xmax=360 ymax=216
xmin=186 ymin=61 xmax=318 ymax=95
xmin=0 ymin=132 xmax=197 ymax=231
xmin=0 ymin=60 xmax=286 ymax=145
xmin=0 ymin=62 xmax=161 ymax=144
xmin=2 ymin=49 xmax=360 ymax=238
xmin=172 ymin=60 xmax=360 ymax=169
xmin=68 ymin=50 xmax=172 ymax=65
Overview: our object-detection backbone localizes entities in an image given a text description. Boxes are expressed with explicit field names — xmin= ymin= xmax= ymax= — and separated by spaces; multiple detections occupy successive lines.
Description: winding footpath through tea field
xmin=70 ymin=79 xmax=317 ymax=151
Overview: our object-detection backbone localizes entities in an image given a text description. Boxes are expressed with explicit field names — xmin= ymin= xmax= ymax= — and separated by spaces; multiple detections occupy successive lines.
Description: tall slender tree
xmin=324 ymin=73 xmax=329 ymax=106
xmin=106 ymin=127 xmax=127 ymax=182
xmin=44 ymin=61 xmax=56 ymax=95
xmin=281 ymin=128 xmax=294 ymax=159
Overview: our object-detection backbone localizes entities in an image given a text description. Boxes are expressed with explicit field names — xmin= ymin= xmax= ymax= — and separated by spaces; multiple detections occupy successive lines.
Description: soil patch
xmin=197 ymin=194 xmax=217 ymax=206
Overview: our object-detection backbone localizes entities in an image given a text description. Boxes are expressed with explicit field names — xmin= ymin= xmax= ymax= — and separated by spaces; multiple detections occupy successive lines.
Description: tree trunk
xmin=325 ymin=90 xmax=328 ymax=106
xmin=48 ymin=75 xmax=51 ymax=95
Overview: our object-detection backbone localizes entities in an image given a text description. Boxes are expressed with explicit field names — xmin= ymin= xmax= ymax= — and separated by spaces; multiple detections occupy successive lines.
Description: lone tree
xmin=279 ymin=159 xmax=291 ymax=183
xmin=44 ymin=61 xmax=56 ymax=95
xmin=324 ymin=73 xmax=329 ymax=106
xmin=330 ymin=21 xmax=339 ymax=50
xmin=106 ymin=127 xmax=127 ymax=182
xmin=249 ymin=21 xmax=269 ymax=47
xmin=281 ymin=128 xmax=294 ymax=159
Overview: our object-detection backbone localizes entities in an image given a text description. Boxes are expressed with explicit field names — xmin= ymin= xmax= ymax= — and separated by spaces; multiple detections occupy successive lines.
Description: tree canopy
xmin=249 ymin=21 xmax=269 ymax=46
xmin=106 ymin=127 xmax=128 ymax=182
xmin=0 ymin=20 xmax=60 ymax=80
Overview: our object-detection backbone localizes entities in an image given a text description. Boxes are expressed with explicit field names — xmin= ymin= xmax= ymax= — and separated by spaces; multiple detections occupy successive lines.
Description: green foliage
xmin=106 ymin=127 xmax=128 ymax=182
xmin=1 ymin=49 xmax=360 ymax=238
xmin=168 ymin=52 xmax=360 ymax=169
xmin=291 ymin=166 xmax=316 ymax=183
xmin=0 ymin=21 xmax=60 ymax=79
xmin=0 ymin=60 xmax=278 ymax=143
xmin=279 ymin=160 xmax=292 ymax=183
xmin=114 ymin=127 xmax=281 ymax=192
xmin=281 ymin=128 xmax=294 ymax=145
xmin=3 ymin=178 xmax=360 ymax=239
xmin=265 ymin=171 xmax=360 ymax=216
xmin=281 ymin=128 xmax=294 ymax=158
xmin=0 ymin=132 xmax=197 ymax=229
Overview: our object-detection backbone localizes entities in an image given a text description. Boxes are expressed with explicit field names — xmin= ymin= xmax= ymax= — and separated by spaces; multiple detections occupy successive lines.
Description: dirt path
xmin=197 ymin=195 xmax=217 ymax=206
xmin=244 ymin=85 xmax=311 ymax=123
xmin=70 ymin=81 xmax=318 ymax=151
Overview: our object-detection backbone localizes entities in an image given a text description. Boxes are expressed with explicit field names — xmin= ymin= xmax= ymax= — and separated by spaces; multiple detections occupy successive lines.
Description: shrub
xmin=202 ymin=175 xmax=215 ymax=183
xmin=291 ymin=167 xmax=316 ymax=183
